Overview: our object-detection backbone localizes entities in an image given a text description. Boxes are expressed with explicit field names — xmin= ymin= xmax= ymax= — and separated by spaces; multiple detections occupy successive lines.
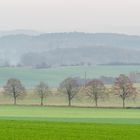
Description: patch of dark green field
xmin=0 ymin=120 xmax=139 ymax=140
xmin=0 ymin=65 xmax=140 ymax=87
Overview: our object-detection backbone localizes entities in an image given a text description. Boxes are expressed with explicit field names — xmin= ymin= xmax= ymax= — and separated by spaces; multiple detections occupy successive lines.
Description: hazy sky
xmin=0 ymin=0 xmax=140 ymax=34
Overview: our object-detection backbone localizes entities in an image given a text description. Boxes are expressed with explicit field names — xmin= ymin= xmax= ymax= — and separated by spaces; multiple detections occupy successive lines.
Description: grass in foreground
xmin=0 ymin=120 xmax=139 ymax=140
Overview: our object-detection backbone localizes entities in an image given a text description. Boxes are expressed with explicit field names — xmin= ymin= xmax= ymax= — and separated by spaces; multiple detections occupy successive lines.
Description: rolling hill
xmin=0 ymin=32 xmax=140 ymax=66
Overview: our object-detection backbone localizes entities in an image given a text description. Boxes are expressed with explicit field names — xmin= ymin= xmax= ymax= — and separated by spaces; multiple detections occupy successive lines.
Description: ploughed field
xmin=0 ymin=65 xmax=140 ymax=87
xmin=0 ymin=106 xmax=139 ymax=140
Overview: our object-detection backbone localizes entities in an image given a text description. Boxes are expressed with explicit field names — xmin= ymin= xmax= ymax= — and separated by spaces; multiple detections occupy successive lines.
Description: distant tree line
xmin=2 ymin=74 xmax=138 ymax=108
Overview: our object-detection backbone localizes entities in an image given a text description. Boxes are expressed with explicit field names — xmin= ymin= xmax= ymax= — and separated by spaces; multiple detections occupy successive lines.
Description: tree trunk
xmin=123 ymin=98 xmax=125 ymax=108
xmin=122 ymin=88 xmax=126 ymax=108
xmin=41 ymin=97 xmax=43 ymax=106
xmin=14 ymin=97 xmax=17 ymax=105
xmin=95 ymin=99 xmax=98 ymax=107
xmin=13 ymin=90 xmax=17 ymax=105
xmin=95 ymin=93 xmax=98 ymax=107
xmin=68 ymin=98 xmax=71 ymax=106
xmin=68 ymin=93 xmax=72 ymax=106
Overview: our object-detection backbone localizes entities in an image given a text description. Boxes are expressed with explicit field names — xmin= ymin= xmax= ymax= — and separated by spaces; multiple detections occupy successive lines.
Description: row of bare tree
xmin=2 ymin=74 xmax=137 ymax=108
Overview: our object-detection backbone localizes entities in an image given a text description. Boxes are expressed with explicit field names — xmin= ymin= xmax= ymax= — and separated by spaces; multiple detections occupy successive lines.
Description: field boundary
xmin=0 ymin=104 xmax=140 ymax=109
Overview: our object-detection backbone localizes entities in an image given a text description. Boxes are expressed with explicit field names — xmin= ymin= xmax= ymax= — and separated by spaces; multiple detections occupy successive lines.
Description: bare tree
xmin=3 ymin=78 xmax=26 ymax=105
xmin=114 ymin=74 xmax=136 ymax=108
xmin=35 ymin=82 xmax=49 ymax=106
xmin=86 ymin=80 xmax=105 ymax=107
xmin=59 ymin=77 xmax=80 ymax=106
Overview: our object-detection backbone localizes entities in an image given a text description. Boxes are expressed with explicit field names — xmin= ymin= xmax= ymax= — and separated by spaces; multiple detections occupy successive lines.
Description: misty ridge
xmin=1 ymin=30 xmax=140 ymax=68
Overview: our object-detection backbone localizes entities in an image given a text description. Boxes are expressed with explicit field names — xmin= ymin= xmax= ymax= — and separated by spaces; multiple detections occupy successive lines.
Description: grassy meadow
xmin=0 ymin=120 xmax=140 ymax=140
xmin=0 ymin=106 xmax=140 ymax=124
xmin=0 ymin=121 xmax=140 ymax=140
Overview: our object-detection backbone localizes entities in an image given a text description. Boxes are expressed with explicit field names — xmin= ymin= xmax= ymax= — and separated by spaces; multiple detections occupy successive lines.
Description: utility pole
xmin=84 ymin=71 xmax=87 ymax=88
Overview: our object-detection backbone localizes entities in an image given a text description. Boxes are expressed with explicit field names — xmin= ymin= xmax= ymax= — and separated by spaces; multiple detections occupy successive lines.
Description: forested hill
xmin=0 ymin=32 xmax=140 ymax=66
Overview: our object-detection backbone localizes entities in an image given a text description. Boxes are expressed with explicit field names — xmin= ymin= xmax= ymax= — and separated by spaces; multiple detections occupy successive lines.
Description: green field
xmin=0 ymin=65 xmax=140 ymax=87
xmin=0 ymin=120 xmax=140 ymax=140
xmin=0 ymin=106 xmax=140 ymax=124
xmin=0 ymin=106 xmax=140 ymax=140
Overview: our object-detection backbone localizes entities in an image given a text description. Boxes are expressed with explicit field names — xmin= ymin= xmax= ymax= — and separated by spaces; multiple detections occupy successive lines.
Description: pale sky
xmin=0 ymin=0 xmax=140 ymax=34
